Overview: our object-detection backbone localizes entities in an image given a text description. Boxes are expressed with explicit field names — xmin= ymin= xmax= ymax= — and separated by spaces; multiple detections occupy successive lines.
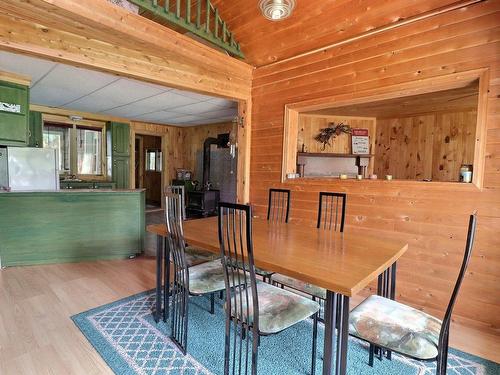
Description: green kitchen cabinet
xmin=60 ymin=181 xmax=94 ymax=189
xmin=107 ymin=121 xmax=130 ymax=188
xmin=0 ymin=80 xmax=29 ymax=147
xmin=109 ymin=122 xmax=130 ymax=156
xmin=112 ymin=157 xmax=130 ymax=189
xmin=28 ymin=111 xmax=43 ymax=147
xmin=94 ymin=182 xmax=116 ymax=189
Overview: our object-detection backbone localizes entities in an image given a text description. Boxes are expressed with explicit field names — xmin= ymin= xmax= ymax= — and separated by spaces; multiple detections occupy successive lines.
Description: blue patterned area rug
xmin=72 ymin=290 xmax=499 ymax=375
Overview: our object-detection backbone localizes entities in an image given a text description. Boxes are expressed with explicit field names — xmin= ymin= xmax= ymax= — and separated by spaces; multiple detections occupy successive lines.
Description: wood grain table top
xmin=147 ymin=217 xmax=408 ymax=297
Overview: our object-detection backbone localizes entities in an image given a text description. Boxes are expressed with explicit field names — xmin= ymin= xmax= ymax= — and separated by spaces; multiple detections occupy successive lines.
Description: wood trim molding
xmin=0 ymin=70 xmax=31 ymax=86
xmin=282 ymin=68 xmax=489 ymax=188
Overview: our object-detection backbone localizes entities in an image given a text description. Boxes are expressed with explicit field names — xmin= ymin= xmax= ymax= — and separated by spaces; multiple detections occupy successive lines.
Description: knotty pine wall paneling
xmin=250 ymin=0 xmax=500 ymax=345
xmin=182 ymin=122 xmax=233 ymax=177
xmin=373 ymin=110 xmax=477 ymax=181
xmin=298 ymin=114 xmax=376 ymax=154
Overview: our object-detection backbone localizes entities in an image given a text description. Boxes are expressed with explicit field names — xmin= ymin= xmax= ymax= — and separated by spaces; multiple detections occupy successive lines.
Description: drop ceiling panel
xmin=101 ymin=91 xmax=189 ymax=117
xmin=203 ymin=108 xmax=238 ymax=119
xmin=133 ymin=110 xmax=194 ymax=123
xmin=207 ymin=97 xmax=238 ymax=109
xmin=0 ymin=51 xmax=56 ymax=85
xmin=65 ymin=79 xmax=166 ymax=112
xmin=170 ymin=89 xmax=215 ymax=102
xmin=161 ymin=92 xmax=203 ymax=110
xmin=31 ymin=65 xmax=119 ymax=107
xmin=174 ymin=101 xmax=228 ymax=115
xmin=1 ymin=51 xmax=239 ymax=127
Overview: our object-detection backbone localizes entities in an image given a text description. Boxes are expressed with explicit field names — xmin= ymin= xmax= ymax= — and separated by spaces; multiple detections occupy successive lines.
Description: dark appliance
xmin=186 ymin=190 xmax=220 ymax=217
xmin=186 ymin=133 xmax=229 ymax=217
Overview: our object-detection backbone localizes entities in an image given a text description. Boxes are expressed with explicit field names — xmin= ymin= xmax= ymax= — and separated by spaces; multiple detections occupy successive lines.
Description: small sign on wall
xmin=352 ymin=128 xmax=370 ymax=154
xmin=0 ymin=102 xmax=21 ymax=113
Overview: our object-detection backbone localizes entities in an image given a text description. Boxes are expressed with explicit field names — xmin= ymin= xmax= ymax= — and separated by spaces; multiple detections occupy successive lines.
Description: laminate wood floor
xmin=0 ymin=258 xmax=498 ymax=375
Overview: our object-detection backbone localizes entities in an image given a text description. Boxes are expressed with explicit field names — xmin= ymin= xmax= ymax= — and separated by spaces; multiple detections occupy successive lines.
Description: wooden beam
xmin=0 ymin=0 xmax=252 ymax=99
xmin=0 ymin=70 xmax=31 ymax=86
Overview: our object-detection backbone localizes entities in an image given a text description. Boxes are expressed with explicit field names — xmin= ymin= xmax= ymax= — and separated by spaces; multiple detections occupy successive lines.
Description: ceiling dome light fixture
xmin=259 ymin=0 xmax=296 ymax=21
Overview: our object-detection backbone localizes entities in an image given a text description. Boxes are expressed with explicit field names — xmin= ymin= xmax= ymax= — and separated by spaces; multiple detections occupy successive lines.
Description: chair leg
xmin=311 ymin=312 xmax=318 ymax=375
xmin=369 ymin=344 xmax=375 ymax=367
xmin=436 ymin=332 xmax=449 ymax=375
xmin=224 ymin=316 xmax=231 ymax=375
xmin=251 ymin=331 xmax=259 ymax=375
xmin=210 ymin=292 xmax=215 ymax=314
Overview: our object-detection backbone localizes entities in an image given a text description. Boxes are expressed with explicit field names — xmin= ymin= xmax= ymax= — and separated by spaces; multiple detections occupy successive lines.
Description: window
xmin=145 ymin=149 xmax=162 ymax=172
xmin=43 ymin=124 xmax=71 ymax=173
xmin=77 ymin=128 xmax=102 ymax=175
xmin=42 ymin=120 xmax=105 ymax=176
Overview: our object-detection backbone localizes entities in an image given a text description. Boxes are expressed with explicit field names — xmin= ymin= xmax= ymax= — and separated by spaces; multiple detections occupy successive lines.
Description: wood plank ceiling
xmin=211 ymin=0 xmax=464 ymax=66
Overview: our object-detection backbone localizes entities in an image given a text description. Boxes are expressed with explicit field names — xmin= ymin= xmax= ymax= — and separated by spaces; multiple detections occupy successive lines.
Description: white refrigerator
xmin=0 ymin=147 xmax=59 ymax=191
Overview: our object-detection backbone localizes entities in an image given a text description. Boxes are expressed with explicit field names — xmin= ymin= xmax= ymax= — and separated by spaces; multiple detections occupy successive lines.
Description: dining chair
xmin=218 ymin=202 xmax=320 ymax=375
xmin=253 ymin=188 xmax=292 ymax=283
xmin=164 ymin=192 xmax=229 ymax=354
xmin=165 ymin=185 xmax=217 ymax=266
xmin=271 ymin=192 xmax=347 ymax=301
xmin=165 ymin=185 xmax=186 ymax=220
xmin=349 ymin=213 xmax=477 ymax=374
xmin=267 ymin=188 xmax=291 ymax=223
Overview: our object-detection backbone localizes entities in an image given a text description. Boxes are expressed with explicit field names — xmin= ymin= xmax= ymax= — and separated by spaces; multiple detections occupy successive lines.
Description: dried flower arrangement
xmin=314 ymin=122 xmax=352 ymax=150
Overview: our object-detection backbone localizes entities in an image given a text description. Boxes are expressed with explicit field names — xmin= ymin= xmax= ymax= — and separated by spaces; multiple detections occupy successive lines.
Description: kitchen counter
xmin=0 ymin=189 xmax=145 ymax=267
xmin=0 ymin=189 xmax=144 ymax=193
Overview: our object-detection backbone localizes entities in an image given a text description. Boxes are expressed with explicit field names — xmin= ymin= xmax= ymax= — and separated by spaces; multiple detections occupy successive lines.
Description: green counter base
xmin=0 ymin=190 xmax=145 ymax=267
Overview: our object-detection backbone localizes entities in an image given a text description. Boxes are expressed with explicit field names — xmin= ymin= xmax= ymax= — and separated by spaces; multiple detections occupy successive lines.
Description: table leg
xmin=322 ymin=291 xmax=337 ymax=375
xmin=163 ymin=237 xmax=170 ymax=322
xmin=155 ymin=234 xmax=163 ymax=323
xmin=335 ymin=295 xmax=350 ymax=375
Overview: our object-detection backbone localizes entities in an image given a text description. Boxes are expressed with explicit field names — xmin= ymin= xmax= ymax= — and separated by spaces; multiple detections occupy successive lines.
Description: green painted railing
xmin=127 ymin=0 xmax=244 ymax=58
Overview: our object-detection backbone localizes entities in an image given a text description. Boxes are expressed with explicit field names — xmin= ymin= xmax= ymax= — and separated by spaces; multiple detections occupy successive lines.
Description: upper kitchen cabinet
xmin=28 ymin=111 xmax=43 ymax=148
xmin=107 ymin=121 xmax=131 ymax=188
xmin=109 ymin=121 xmax=130 ymax=156
xmin=0 ymin=80 xmax=29 ymax=147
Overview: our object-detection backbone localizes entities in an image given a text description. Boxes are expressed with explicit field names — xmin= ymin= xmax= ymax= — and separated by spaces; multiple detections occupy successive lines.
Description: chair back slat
xmin=166 ymin=185 xmax=186 ymax=220
xmin=267 ymin=188 xmax=291 ymax=223
xmin=164 ymin=192 xmax=189 ymax=353
xmin=317 ymin=192 xmax=346 ymax=231
xmin=218 ymin=202 xmax=258 ymax=375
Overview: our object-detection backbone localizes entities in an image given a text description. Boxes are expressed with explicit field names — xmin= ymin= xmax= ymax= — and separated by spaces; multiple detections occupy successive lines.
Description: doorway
xmin=135 ymin=134 xmax=163 ymax=208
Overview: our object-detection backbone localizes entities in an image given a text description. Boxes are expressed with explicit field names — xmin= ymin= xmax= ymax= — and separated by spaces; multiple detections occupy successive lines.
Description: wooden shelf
xmin=297 ymin=152 xmax=373 ymax=158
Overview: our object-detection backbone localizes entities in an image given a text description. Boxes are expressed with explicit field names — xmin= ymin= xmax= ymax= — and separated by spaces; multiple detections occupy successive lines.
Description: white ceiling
xmin=0 ymin=51 xmax=238 ymax=126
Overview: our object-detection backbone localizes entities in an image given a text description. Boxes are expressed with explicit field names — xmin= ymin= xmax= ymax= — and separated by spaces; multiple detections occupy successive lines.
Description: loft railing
xmin=126 ymin=0 xmax=244 ymax=58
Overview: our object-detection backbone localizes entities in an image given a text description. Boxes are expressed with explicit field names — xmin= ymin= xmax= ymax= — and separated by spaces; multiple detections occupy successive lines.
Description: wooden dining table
xmin=147 ymin=217 xmax=408 ymax=375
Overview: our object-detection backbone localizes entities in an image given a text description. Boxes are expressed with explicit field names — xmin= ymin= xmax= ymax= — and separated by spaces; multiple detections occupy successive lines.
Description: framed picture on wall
xmin=352 ymin=128 xmax=370 ymax=154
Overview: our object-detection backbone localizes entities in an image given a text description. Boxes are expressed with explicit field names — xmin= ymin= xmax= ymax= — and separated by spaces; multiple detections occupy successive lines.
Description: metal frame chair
xmin=272 ymin=192 xmax=347 ymax=303
xmin=349 ymin=213 xmax=477 ymax=374
xmin=267 ymin=188 xmax=291 ymax=223
xmin=218 ymin=202 xmax=320 ymax=375
xmin=165 ymin=185 xmax=186 ymax=220
xmin=164 ymin=192 xmax=226 ymax=354
xmin=317 ymin=191 xmax=346 ymax=231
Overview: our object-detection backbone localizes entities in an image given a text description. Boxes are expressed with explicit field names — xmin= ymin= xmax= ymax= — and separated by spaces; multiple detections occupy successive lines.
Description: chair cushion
xmin=185 ymin=245 xmax=218 ymax=267
xmin=349 ymin=295 xmax=442 ymax=360
xmin=231 ymin=282 xmax=320 ymax=335
xmin=271 ymin=273 xmax=326 ymax=299
xmin=188 ymin=260 xmax=226 ymax=295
